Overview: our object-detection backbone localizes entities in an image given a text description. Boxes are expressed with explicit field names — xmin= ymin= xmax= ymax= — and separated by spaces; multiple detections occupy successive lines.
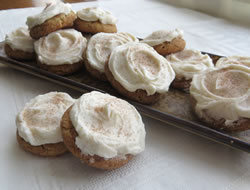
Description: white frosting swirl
xmin=166 ymin=49 xmax=214 ymax=80
xmin=5 ymin=27 xmax=34 ymax=53
xmin=77 ymin=7 xmax=117 ymax=24
xmin=34 ymin=29 xmax=87 ymax=65
xmin=26 ymin=2 xmax=72 ymax=29
xmin=109 ymin=42 xmax=175 ymax=95
xmin=70 ymin=91 xmax=145 ymax=159
xmin=216 ymin=56 xmax=250 ymax=68
xmin=141 ymin=29 xmax=183 ymax=46
xmin=87 ymin=32 xmax=138 ymax=73
xmin=16 ymin=92 xmax=75 ymax=146
xmin=190 ymin=65 xmax=250 ymax=125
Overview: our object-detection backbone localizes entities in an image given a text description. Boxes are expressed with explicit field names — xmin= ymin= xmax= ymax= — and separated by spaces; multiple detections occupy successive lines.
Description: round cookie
xmin=26 ymin=2 xmax=76 ymax=39
xmin=34 ymin=29 xmax=87 ymax=75
xmin=4 ymin=27 xmax=35 ymax=61
xmin=166 ymin=49 xmax=214 ymax=90
xmin=86 ymin=32 xmax=138 ymax=80
xmin=16 ymin=92 xmax=75 ymax=156
xmin=105 ymin=42 xmax=175 ymax=104
xmin=61 ymin=91 xmax=145 ymax=170
xmin=216 ymin=56 xmax=250 ymax=68
xmin=74 ymin=7 xmax=117 ymax=34
xmin=141 ymin=29 xmax=185 ymax=56
xmin=190 ymin=65 xmax=250 ymax=132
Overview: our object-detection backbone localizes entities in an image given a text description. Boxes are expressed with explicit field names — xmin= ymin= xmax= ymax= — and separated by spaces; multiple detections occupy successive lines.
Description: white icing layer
xmin=34 ymin=29 xmax=87 ymax=65
xmin=70 ymin=91 xmax=145 ymax=159
xmin=141 ymin=29 xmax=183 ymax=46
xmin=5 ymin=27 xmax=34 ymax=53
xmin=108 ymin=42 xmax=175 ymax=95
xmin=190 ymin=65 xmax=250 ymax=125
xmin=77 ymin=7 xmax=117 ymax=24
xmin=26 ymin=2 xmax=72 ymax=29
xmin=16 ymin=92 xmax=75 ymax=146
xmin=87 ymin=32 xmax=138 ymax=73
xmin=166 ymin=49 xmax=214 ymax=80
xmin=216 ymin=56 xmax=250 ymax=68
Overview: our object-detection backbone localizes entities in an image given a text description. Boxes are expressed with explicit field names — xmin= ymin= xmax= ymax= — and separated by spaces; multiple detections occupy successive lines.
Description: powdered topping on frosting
xmin=34 ymin=29 xmax=87 ymax=65
xmin=108 ymin=42 xmax=175 ymax=95
xmin=141 ymin=29 xmax=183 ymax=46
xmin=16 ymin=92 xmax=75 ymax=146
xmin=190 ymin=65 xmax=250 ymax=125
xmin=216 ymin=56 xmax=250 ymax=68
xmin=77 ymin=7 xmax=117 ymax=24
xmin=87 ymin=32 xmax=138 ymax=72
xmin=69 ymin=91 xmax=145 ymax=159
xmin=26 ymin=2 xmax=72 ymax=29
xmin=166 ymin=49 xmax=214 ymax=80
xmin=5 ymin=27 xmax=34 ymax=53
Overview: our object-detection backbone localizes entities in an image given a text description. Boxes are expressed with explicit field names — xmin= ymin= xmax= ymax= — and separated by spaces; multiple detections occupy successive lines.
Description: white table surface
xmin=1 ymin=0 xmax=250 ymax=189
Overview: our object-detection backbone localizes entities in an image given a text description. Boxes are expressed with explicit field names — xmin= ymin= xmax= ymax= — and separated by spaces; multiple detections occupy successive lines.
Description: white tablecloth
xmin=1 ymin=0 xmax=250 ymax=189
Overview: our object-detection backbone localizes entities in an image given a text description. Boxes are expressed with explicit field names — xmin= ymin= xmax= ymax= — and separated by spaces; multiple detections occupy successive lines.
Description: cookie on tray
xmin=4 ymin=27 xmax=35 ymax=61
xmin=86 ymin=32 xmax=138 ymax=80
xmin=141 ymin=29 xmax=185 ymax=56
xmin=190 ymin=64 xmax=250 ymax=132
xmin=26 ymin=2 xmax=77 ymax=39
xmin=16 ymin=92 xmax=75 ymax=156
xmin=61 ymin=91 xmax=145 ymax=170
xmin=216 ymin=56 xmax=250 ymax=68
xmin=105 ymin=42 xmax=175 ymax=104
xmin=74 ymin=7 xmax=117 ymax=34
xmin=34 ymin=29 xmax=87 ymax=75
xmin=166 ymin=49 xmax=214 ymax=90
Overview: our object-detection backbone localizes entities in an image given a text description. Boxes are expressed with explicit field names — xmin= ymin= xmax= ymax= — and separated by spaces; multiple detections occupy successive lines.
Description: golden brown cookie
xmin=30 ymin=11 xmax=77 ymax=40
xmin=74 ymin=18 xmax=117 ymax=34
xmin=105 ymin=61 xmax=161 ymax=104
xmin=84 ymin=57 xmax=107 ymax=81
xmin=153 ymin=37 xmax=186 ymax=56
xmin=61 ymin=107 xmax=133 ymax=170
xmin=4 ymin=43 xmax=35 ymax=61
xmin=16 ymin=131 xmax=68 ymax=157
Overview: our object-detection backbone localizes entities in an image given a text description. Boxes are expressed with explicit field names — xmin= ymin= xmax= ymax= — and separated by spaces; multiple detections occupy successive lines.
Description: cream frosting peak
xmin=87 ymin=32 xmax=138 ymax=73
xmin=141 ymin=29 xmax=183 ymax=46
xmin=16 ymin=92 xmax=75 ymax=146
xmin=34 ymin=29 xmax=87 ymax=65
xmin=108 ymin=42 xmax=175 ymax=95
xmin=77 ymin=7 xmax=117 ymax=24
xmin=216 ymin=56 xmax=250 ymax=68
xmin=5 ymin=27 xmax=34 ymax=53
xmin=69 ymin=91 xmax=145 ymax=159
xmin=190 ymin=65 xmax=250 ymax=125
xmin=26 ymin=2 xmax=72 ymax=29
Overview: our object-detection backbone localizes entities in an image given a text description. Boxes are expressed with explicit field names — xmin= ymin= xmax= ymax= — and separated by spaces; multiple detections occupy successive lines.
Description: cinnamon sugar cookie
xmin=216 ymin=56 xmax=250 ymax=68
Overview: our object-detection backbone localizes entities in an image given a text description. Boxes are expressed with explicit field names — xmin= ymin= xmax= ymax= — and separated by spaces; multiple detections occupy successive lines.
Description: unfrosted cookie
xmin=4 ymin=27 xmax=35 ymax=61
xmin=74 ymin=7 xmax=117 ymax=34
xmin=216 ymin=56 xmax=250 ymax=68
xmin=26 ymin=2 xmax=76 ymax=39
xmin=86 ymin=32 xmax=138 ymax=80
xmin=166 ymin=49 xmax=214 ymax=90
xmin=34 ymin=29 xmax=87 ymax=75
xmin=141 ymin=29 xmax=185 ymax=56
xmin=61 ymin=91 xmax=145 ymax=169
xmin=190 ymin=65 xmax=250 ymax=132
xmin=16 ymin=92 xmax=75 ymax=156
xmin=105 ymin=42 xmax=175 ymax=104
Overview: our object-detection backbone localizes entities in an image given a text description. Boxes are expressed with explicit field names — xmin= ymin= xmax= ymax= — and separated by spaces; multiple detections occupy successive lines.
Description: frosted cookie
xmin=86 ymin=32 xmax=138 ymax=80
xmin=74 ymin=7 xmax=117 ymax=34
xmin=105 ymin=42 xmax=175 ymax=104
xmin=141 ymin=29 xmax=185 ymax=56
xmin=61 ymin=91 xmax=145 ymax=170
xmin=4 ymin=27 xmax=35 ymax=61
xmin=190 ymin=65 xmax=250 ymax=132
xmin=34 ymin=29 xmax=87 ymax=75
xmin=16 ymin=92 xmax=75 ymax=156
xmin=26 ymin=2 xmax=77 ymax=39
xmin=216 ymin=56 xmax=250 ymax=68
xmin=166 ymin=49 xmax=214 ymax=90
